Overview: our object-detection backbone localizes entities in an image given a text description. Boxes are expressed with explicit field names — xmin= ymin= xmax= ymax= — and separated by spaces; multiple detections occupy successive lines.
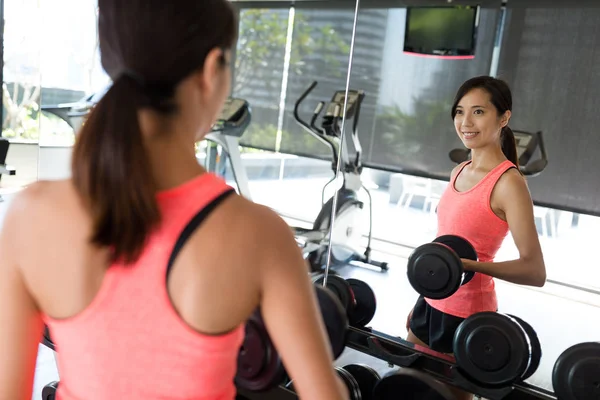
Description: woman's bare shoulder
xmin=494 ymin=168 xmax=531 ymax=208
xmin=222 ymin=194 xmax=295 ymax=240
xmin=1 ymin=180 xmax=77 ymax=234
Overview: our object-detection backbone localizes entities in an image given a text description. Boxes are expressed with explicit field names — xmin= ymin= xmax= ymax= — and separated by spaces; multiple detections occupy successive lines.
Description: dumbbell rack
xmin=235 ymin=326 xmax=558 ymax=400
xmin=344 ymin=327 xmax=556 ymax=400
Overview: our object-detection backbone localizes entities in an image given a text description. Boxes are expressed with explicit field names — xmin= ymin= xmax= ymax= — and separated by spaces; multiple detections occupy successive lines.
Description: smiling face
xmin=453 ymin=87 xmax=511 ymax=150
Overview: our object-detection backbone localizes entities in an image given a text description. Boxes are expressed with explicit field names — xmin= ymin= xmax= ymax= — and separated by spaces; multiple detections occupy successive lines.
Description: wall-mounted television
xmin=403 ymin=6 xmax=479 ymax=59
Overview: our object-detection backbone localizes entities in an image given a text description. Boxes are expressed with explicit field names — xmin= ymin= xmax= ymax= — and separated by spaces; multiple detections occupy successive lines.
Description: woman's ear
xmin=501 ymin=110 xmax=512 ymax=128
xmin=193 ymin=48 xmax=227 ymax=99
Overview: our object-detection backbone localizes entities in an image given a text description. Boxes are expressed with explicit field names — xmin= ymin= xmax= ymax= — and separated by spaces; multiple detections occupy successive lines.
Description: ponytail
xmin=501 ymin=126 xmax=520 ymax=171
xmin=72 ymin=76 xmax=166 ymax=264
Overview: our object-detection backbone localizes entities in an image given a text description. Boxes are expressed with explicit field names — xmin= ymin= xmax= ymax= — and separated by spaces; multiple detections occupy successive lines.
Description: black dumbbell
xmin=42 ymin=381 xmax=59 ymax=400
xmin=452 ymin=312 xmax=542 ymax=387
xmin=287 ymin=364 xmax=381 ymax=400
xmin=373 ymin=367 xmax=456 ymax=399
xmin=507 ymin=314 xmax=542 ymax=381
xmin=235 ymin=311 xmax=287 ymax=392
xmin=235 ymin=284 xmax=348 ymax=392
xmin=407 ymin=235 xmax=477 ymax=300
xmin=343 ymin=364 xmax=381 ymax=400
xmin=336 ymin=366 xmax=362 ymax=400
xmin=552 ymin=341 xmax=600 ymax=400
xmin=313 ymin=274 xmax=377 ymax=328
xmin=316 ymin=282 xmax=350 ymax=359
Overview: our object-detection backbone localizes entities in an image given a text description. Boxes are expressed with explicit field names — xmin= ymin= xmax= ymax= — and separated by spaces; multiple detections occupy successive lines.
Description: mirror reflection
xmin=325 ymin=2 xmax=600 ymax=400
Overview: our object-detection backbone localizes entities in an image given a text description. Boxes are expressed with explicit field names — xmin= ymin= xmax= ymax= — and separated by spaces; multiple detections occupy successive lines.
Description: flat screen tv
xmin=403 ymin=6 xmax=479 ymax=59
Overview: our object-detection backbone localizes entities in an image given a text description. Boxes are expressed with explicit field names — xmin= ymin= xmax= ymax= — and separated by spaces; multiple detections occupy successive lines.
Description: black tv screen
xmin=404 ymin=6 xmax=479 ymax=59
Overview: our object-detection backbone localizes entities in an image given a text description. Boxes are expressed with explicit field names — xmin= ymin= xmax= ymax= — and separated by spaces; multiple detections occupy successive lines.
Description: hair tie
xmin=114 ymin=69 xmax=177 ymax=113
xmin=118 ymin=69 xmax=147 ymax=89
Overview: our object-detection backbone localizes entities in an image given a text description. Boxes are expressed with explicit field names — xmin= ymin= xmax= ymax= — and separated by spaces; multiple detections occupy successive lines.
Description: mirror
xmin=327 ymin=1 xmax=600 ymax=399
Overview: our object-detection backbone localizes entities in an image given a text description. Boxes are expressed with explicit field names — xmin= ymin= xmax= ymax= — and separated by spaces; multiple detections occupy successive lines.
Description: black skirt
xmin=408 ymin=295 xmax=465 ymax=354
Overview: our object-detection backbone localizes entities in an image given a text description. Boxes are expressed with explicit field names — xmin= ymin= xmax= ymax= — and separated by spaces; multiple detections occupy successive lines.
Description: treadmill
xmin=204 ymin=98 xmax=253 ymax=200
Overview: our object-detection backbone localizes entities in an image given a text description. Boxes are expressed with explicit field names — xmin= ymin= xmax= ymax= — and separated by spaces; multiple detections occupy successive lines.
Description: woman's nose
xmin=461 ymin=115 xmax=474 ymax=127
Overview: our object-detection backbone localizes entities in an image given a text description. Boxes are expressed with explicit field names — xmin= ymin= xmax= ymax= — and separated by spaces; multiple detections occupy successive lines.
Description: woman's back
xmin=17 ymin=175 xmax=266 ymax=398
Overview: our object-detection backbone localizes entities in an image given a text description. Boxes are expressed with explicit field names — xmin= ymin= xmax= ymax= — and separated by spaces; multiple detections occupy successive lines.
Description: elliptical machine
xmin=293 ymin=81 xmax=388 ymax=272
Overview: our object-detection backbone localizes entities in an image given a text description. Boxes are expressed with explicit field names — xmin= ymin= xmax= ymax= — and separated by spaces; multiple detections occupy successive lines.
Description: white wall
xmin=38 ymin=146 xmax=73 ymax=180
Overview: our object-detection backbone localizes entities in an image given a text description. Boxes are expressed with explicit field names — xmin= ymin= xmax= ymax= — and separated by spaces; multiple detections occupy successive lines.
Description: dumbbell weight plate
xmin=313 ymin=274 xmax=353 ymax=316
xmin=315 ymin=285 xmax=349 ymax=359
xmin=407 ymin=243 xmax=464 ymax=300
xmin=336 ymin=366 xmax=362 ymax=400
xmin=552 ymin=342 xmax=600 ymax=400
xmin=452 ymin=312 xmax=530 ymax=387
xmin=235 ymin=311 xmax=286 ymax=391
xmin=346 ymin=279 xmax=377 ymax=328
xmin=373 ymin=368 xmax=456 ymax=399
xmin=507 ymin=314 xmax=542 ymax=381
xmin=343 ymin=364 xmax=381 ymax=400
xmin=433 ymin=235 xmax=477 ymax=261
xmin=433 ymin=235 xmax=477 ymax=285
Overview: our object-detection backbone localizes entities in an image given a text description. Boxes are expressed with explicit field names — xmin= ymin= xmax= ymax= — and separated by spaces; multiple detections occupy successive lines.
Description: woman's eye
xmin=474 ymin=109 xmax=483 ymax=115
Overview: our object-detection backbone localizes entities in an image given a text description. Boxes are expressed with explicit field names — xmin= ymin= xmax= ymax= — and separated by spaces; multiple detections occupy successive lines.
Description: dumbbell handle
xmin=366 ymin=337 xmax=422 ymax=368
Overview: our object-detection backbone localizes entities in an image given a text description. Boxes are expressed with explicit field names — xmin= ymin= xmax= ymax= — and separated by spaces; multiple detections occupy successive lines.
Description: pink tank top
xmin=43 ymin=173 xmax=245 ymax=400
xmin=425 ymin=160 xmax=515 ymax=318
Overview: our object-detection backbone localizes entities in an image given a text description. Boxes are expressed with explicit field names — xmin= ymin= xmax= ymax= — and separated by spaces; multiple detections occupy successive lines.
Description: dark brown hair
xmin=72 ymin=0 xmax=237 ymax=264
xmin=451 ymin=76 xmax=519 ymax=169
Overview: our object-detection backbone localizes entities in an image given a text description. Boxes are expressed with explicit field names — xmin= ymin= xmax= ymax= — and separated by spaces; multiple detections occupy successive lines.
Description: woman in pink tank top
xmin=405 ymin=76 xmax=547 ymax=400
xmin=0 ymin=1 xmax=347 ymax=399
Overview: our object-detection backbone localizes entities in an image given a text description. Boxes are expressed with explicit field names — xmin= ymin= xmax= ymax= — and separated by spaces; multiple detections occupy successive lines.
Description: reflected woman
xmin=405 ymin=76 xmax=546 ymax=400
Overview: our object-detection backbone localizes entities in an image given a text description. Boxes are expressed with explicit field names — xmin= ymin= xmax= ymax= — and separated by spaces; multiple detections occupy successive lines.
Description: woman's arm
xmin=0 ymin=196 xmax=44 ymax=399
xmin=462 ymin=170 xmax=546 ymax=287
xmin=255 ymin=205 xmax=348 ymax=400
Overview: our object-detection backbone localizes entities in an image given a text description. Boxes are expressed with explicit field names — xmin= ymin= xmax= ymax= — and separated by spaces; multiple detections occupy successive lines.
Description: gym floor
xmin=0 ymin=192 xmax=598 ymax=399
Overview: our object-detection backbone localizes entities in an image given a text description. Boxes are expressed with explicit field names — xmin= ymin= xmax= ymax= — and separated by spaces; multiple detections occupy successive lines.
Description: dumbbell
xmin=41 ymin=381 xmax=59 ymax=400
xmin=552 ymin=341 xmax=600 ymax=400
xmin=407 ymin=235 xmax=478 ymax=299
xmin=335 ymin=364 xmax=381 ymax=400
xmin=235 ymin=284 xmax=348 ymax=392
xmin=373 ymin=367 xmax=457 ymax=399
xmin=452 ymin=312 xmax=542 ymax=387
xmin=312 ymin=274 xmax=377 ymax=328
xmin=287 ymin=364 xmax=381 ymax=400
